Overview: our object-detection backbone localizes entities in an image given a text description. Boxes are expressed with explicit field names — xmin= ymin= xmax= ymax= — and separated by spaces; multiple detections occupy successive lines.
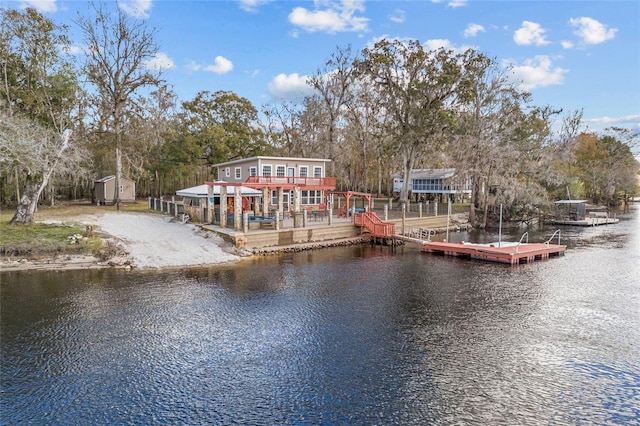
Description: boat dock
xmin=419 ymin=240 xmax=566 ymax=265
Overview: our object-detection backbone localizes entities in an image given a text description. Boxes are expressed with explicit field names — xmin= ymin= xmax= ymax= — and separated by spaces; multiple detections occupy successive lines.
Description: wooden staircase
xmin=354 ymin=212 xmax=396 ymax=238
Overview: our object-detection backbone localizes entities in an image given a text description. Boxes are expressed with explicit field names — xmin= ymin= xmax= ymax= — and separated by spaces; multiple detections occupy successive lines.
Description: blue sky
xmin=5 ymin=0 xmax=640 ymax=134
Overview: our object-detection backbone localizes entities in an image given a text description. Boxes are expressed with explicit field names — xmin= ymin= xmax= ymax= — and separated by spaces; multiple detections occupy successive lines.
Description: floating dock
xmin=548 ymin=217 xmax=619 ymax=226
xmin=419 ymin=240 xmax=566 ymax=265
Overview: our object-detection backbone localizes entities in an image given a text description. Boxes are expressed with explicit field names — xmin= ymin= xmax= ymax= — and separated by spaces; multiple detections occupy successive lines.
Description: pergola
xmin=328 ymin=191 xmax=372 ymax=216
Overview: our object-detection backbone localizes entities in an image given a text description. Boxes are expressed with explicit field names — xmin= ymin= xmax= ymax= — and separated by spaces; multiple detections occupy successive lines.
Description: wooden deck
xmin=419 ymin=241 xmax=566 ymax=265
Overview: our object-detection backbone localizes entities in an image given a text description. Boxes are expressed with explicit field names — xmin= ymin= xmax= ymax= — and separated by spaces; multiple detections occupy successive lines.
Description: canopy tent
xmin=176 ymin=182 xmax=262 ymax=198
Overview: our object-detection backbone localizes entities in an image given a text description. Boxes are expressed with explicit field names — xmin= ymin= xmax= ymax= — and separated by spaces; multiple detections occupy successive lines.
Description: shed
xmin=554 ymin=200 xmax=587 ymax=220
xmin=94 ymin=175 xmax=136 ymax=204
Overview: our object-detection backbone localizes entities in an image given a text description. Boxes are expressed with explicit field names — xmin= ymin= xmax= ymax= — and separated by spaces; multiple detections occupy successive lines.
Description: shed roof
xmin=95 ymin=175 xmax=133 ymax=183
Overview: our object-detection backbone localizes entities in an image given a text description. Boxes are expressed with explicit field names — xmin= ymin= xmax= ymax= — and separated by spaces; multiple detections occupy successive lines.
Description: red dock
xmin=419 ymin=241 xmax=566 ymax=265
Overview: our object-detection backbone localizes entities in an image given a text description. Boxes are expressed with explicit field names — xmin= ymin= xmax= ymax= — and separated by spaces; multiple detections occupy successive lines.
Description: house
xmin=392 ymin=168 xmax=471 ymax=202
xmin=94 ymin=175 xmax=136 ymax=204
xmin=212 ymin=156 xmax=336 ymax=212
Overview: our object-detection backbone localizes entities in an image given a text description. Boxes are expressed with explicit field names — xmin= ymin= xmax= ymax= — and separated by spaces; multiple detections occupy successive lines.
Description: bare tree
xmin=2 ymin=115 xmax=90 ymax=224
xmin=1 ymin=7 xmax=81 ymax=207
xmin=76 ymin=2 xmax=161 ymax=209
xmin=308 ymin=45 xmax=356 ymax=176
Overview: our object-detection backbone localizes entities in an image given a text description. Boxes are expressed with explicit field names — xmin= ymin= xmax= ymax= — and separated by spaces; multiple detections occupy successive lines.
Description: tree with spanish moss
xmin=76 ymin=2 xmax=162 ymax=209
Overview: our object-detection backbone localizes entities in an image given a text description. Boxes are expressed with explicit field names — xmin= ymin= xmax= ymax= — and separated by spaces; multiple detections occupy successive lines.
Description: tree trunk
xmin=10 ymin=130 xmax=70 ymax=225
xmin=399 ymin=144 xmax=415 ymax=206
xmin=10 ymin=176 xmax=49 ymax=225
xmin=469 ymin=175 xmax=478 ymax=226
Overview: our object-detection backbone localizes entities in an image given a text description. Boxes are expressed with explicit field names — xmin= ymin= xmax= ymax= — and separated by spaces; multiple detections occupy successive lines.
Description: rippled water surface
xmin=2 ymin=207 xmax=639 ymax=425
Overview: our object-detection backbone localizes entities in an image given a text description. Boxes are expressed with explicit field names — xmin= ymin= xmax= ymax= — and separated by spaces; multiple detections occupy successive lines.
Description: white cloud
xmin=585 ymin=114 xmax=640 ymax=126
xmin=268 ymin=73 xmax=314 ymax=100
xmin=288 ymin=0 xmax=369 ymax=34
xmin=569 ymin=17 xmax=617 ymax=45
xmin=239 ymin=0 xmax=272 ymax=13
xmin=447 ymin=0 xmax=468 ymax=7
xmin=424 ymin=38 xmax=454 ymax=51
xmin=189 ymin=56 xmax=234 ymax=74
xmin=464 ymin=23 xmax=485 ymax=38
xmin=60 ymin=44 xmax=84 ymax=56
xmin=390 ymin=9 xmax=405 ymax=24
xmin=119 ymin=0 xmax=153 ymax=19
xmin=144 ymin=52 xmax=175 ymax=72
xmin=18 ymin=0 xmax=57 ymax=13
xmin=561 ymin=40 xmax=574 ymax=49
xmin=507 ymin=55 xmax=567 ymax=91
xmin=513 ymin=21 xmax=550 ymax=46
xmin=431 ymin=0 xmax=468 ymax=7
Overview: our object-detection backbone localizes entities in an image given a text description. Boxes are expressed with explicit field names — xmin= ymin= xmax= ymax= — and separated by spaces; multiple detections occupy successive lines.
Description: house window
xmin=299 ymin=166 xmax=308 ymax=177
xmin=262 ymin=165 xmax=272 ymax=177
xmin=276 ymin=165 xmax=286 ymax=177
xmin=301 ymin=190 xmax=322 ymax=205
xmin=235 ymin=167 xmax=241 ymax=180
xmin=249 ymin=167 xmax=257 ymax=177
xmin=313 ymin=166 xmax=322 ymax=178
xmin=225 ymin=167 xmax=230 ymax=178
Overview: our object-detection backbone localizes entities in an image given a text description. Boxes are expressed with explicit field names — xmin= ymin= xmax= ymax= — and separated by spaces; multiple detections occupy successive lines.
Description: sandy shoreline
xmin=1 ymin=212 xmax=242 ymax=272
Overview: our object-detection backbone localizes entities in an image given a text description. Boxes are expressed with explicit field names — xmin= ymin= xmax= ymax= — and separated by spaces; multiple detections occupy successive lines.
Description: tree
xmin=308 ymin=45 xmax=356 ymax=176
xmin=178 ymin=91 xmax=270 ymax=170
xmin=574 ymin=131 xmax=639 ymax=206
xmin=1 ymin=115 xmax=90 ymax=224
xmin=356 ymin=39 xmax=481 ymax=205
xmin=1 ymin=7 xmax=84 ymax=215
xmin=77 ymin=2 xmax=161 ymax=209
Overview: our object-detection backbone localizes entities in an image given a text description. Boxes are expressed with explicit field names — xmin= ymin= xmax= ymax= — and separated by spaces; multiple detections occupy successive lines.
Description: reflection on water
xmin=2 ymin=207 xmax=639 ymax=425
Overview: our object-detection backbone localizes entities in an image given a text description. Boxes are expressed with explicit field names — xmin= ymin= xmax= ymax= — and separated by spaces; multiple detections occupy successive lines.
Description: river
xmin=2 ymin=206 xmax=639 ymax=425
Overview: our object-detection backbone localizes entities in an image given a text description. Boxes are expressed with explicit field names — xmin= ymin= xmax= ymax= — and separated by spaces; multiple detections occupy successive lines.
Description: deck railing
xmin=354 ymin=211 xmax=396 ymax=238
xmin=244 ymin=176 xmax=336 ymax=188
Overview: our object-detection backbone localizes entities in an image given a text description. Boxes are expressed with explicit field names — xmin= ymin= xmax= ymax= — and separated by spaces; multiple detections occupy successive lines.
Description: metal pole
xmin=446 ymin=201 xmax=451 ymax=242
xmin=498 ymin=203 xmax=503 ymax=248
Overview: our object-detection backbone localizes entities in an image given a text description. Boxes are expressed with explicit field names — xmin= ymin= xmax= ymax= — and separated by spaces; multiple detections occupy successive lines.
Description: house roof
xmin=392 ymin=168 xmax=457 ymax=180
xmin=212 ymin=156 xmax=332 ymax=168
xmin=176 ymin=182 xmax=262 ymax=198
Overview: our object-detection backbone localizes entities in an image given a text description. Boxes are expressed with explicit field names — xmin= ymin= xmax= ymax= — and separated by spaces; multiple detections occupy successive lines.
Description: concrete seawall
xmin=201 ymin=214 xmax=469 ymax=252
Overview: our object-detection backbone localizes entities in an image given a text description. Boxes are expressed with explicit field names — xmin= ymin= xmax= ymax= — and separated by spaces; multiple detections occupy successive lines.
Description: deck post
xmin=328 ymin=206 xmax=333 ymax=226
xmin=388 ymin=198 xmax=392 ymax=211
xmin=262 ymin=187 xmax=269 ymax=216
xmin=434 ymin=201 xmax=438 ymax=217
xmin=234 ymin=186 xmax=242 ymax=231
xmin=384 ymin=205 xmax=388 ymax=221
xmin=243 ymin=211 xmax=249 ymax=233
xmin=148 ymin=196 xmax=152 ymax=210
xmin=277 ymin=187 xmax=284 ymax=218
xmin=303 ymin=209 xmax=307 ymax=228
xmin=419 ymin=203 xmax=423 ymax=218
xmin=402 ymin=204 xmax=406 ymax=236
xmin=275 ymin=210 xmax=280 ymax=230
xmin=220 ymin=186 xmax=227 ymax=228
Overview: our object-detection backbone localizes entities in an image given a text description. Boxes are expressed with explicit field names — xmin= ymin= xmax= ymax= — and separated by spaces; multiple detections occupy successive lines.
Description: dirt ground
xmin=1 ymin=204 xmax=241 ymax=271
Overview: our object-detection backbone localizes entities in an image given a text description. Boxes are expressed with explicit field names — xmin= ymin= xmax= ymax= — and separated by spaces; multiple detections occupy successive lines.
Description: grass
xmin=0 ymin=200 xmax=149 ymax=259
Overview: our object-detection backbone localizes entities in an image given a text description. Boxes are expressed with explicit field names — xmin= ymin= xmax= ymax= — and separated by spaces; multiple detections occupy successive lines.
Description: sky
xmin=4 ymin=0 xmax=640 ymax=134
